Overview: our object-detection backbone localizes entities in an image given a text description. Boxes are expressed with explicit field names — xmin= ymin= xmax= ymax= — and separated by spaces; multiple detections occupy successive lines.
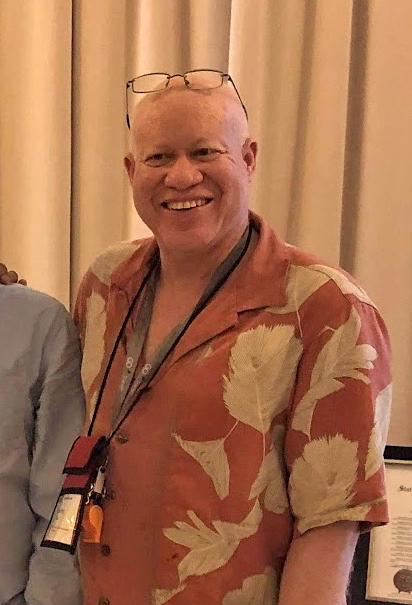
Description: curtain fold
xmin=1 ymin=0 xmax=411 ymax=444
xmin=0 ymin=0 xmax=72 ymax=307
xmin=350 ymin=0 xmax=412 ymax=446
xmin=229 ymin=0 xmax=353 ymax=263
xmin=71 ymin=0 xmax=129 ymax=294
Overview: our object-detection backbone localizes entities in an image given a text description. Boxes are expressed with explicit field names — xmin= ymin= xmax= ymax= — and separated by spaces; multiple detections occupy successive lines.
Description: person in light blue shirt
xmin=0 ymin=284 xmax=85 ymax=605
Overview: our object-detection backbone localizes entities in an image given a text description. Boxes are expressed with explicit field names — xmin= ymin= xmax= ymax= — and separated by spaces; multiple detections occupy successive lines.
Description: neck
xmin=157 ymin=226 xmax=248 ymax=295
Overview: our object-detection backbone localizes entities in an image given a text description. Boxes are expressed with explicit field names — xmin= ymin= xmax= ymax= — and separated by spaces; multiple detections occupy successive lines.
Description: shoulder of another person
xmin=87 ymin=238 xmax=151 ymax=288
xmin=0 ymin=285 xmax=74 ymax=351
xmin=0 ymin=283 xmax=67 ymax=316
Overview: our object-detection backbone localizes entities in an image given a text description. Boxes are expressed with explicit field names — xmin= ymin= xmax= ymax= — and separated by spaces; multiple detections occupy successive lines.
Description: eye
xmin=144 ymin=152 xmax=173 ymax=167
xmin=192 ymin=147 xmax=221 ymax=160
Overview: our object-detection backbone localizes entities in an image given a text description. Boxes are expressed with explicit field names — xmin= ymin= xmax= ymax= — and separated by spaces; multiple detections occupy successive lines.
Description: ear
xmin=124 ymin=153 xmax=135 ymax=183
xmin=242 ymin=139 xmax=258 ymax=177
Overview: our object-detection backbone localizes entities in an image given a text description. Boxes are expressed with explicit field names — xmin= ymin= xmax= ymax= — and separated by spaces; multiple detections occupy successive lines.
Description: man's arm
xmin=25 ymin=303 xmax=85 ymax=605
xmin=279 ymin=521 xmax=359 ymax=605
xmin=282 ymin=286 xmax=391 ymax=605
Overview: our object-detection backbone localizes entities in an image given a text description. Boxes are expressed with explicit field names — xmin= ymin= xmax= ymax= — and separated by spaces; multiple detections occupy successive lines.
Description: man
xmin=0 ymin=280 xmax=84 ymax=604
xmin=71 ymin=71 xmax=391 ymax=605
xmin=2 ymin=71 xmax=392 ymax=605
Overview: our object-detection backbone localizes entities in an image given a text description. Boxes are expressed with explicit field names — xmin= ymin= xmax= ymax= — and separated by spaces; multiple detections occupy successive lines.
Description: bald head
xmin=123 ymin=73 xmax=258 ymax=259
xmin=128 ymin=76 xmax=249 ymax=155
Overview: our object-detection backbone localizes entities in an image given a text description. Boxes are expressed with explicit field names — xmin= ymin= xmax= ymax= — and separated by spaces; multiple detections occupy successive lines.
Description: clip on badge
xmin=41 ymin=435 xmax=108 ymax=554
xmin=82 ymin=465 xmax=106 ymax=543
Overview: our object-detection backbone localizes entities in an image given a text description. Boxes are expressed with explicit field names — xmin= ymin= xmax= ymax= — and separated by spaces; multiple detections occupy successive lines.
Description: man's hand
xmin=0 ymin=263 xmax=27 ymax=285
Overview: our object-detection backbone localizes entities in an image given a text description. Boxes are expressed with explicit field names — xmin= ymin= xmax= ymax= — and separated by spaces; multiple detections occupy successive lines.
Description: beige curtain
xmin=0 ymin=0 xmax=73 ymax=304
xmin=1 ymin=0 xmax=411 ymax=445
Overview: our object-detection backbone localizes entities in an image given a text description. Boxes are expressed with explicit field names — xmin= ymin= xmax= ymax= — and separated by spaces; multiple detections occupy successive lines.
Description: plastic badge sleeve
xmin=41 ymin=435 xmax=107 ymax=554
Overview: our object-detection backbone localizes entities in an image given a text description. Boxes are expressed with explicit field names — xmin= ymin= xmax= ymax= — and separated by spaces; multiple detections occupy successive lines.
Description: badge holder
xmin=41 ymin=435 xmax=108 ymax=554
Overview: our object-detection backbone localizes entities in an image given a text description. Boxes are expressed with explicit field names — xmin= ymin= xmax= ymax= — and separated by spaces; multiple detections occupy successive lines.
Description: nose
xmin=164 ymin=155 xmax=203 ymax=190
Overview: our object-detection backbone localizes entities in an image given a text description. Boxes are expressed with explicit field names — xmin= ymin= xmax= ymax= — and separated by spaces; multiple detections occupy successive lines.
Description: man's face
xmin=124 ymin=87 xmax=257 ymax=256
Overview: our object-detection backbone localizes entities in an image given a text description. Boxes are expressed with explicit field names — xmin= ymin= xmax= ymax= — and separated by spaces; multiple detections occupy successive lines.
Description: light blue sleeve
xmin=24 ymin=303 xmax=85 ymax=605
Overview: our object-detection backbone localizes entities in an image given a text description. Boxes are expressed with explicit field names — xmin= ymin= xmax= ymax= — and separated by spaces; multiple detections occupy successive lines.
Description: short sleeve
xmin=285 ymin=292 xmax=391 ymax=537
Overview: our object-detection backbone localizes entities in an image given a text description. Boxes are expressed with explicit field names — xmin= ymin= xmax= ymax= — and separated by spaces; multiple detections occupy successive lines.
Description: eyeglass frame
xmin=125 ymin=68 xmax=248 ymax=129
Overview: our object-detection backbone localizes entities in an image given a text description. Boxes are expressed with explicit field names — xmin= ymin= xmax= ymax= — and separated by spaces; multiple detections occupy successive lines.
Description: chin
xmin=161 ymin=231 xmax=219 ymax=255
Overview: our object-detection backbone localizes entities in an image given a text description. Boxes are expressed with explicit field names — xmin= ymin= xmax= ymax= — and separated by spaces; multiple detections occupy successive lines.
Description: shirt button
xmin=101 ymin=544 xmax=111 ymax=556
xmin=115 ymin=434 xmax=128 ymax=444
xmin=98 ymin=599 xmax=110 ymax=605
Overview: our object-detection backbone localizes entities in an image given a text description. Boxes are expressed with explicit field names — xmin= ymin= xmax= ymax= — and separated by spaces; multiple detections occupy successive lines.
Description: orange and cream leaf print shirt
xmin=74 ymin=213 xmax=391 ymax=605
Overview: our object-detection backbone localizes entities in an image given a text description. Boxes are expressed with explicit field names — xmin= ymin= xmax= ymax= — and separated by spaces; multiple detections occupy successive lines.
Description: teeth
xmin=165 ymin=199 xmax=210 ymax=210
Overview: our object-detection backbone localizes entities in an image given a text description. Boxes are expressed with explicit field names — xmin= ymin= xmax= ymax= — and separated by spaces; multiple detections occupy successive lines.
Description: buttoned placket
xmin=93 ymin=226 xmax=253 ymax=578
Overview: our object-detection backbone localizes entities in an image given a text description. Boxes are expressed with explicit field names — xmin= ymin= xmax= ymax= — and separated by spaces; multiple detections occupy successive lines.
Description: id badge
xmin=41 ymin=435 xmax=107 ymax=554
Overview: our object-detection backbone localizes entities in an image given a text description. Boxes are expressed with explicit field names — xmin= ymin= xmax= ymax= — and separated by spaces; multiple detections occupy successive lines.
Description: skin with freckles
xmin=124 ymin=80 xmax=258 ymax=279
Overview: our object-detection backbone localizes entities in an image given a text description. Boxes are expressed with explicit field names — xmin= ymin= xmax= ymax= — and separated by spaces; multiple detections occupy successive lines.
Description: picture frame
xmin=349 ymin=446 xmax=412 ymax=605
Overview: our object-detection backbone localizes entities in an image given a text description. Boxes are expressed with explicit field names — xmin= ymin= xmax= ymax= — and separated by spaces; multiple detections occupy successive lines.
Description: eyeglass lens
xmin=132 ymin=73 xmax=169 ymax=93
xmin=184 ymin=70 xmax=224 ymax=89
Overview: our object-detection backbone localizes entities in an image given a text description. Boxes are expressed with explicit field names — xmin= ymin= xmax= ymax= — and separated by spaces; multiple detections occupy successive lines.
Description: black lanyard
xmin=87 ymin=223 xmax=252 ymax=443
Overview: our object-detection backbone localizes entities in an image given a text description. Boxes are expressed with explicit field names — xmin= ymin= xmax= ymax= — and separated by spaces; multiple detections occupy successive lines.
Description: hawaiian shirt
xmin=74 ymin=212 xmax=391 ymax=605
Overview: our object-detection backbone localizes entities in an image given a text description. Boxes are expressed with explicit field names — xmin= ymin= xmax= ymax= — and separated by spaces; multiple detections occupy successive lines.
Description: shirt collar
xmin=110 ymin=211 xmax=290 ymax=313
xmin=232 ymin=211 xmax=289 ymax=311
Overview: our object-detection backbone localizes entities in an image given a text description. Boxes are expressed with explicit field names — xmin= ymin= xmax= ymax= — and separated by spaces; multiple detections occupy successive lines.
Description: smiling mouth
xmin=161 ymin=197 xmax=213 ymax=211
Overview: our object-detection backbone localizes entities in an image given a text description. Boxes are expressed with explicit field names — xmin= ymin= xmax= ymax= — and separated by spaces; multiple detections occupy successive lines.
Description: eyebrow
xmin=138 ymin=144 xmax=173 ymax=156
xmin=191 ymin=137 xmax=221 ymax=146
xmin=140 ymin=138 xmax=224 ymax=154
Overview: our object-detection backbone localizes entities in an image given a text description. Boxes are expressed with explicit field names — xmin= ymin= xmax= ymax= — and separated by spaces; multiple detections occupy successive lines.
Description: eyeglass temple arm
xmin=226 ymin=75 xmax=248 ymax=120
xmin=126 ymin=82 xmax=131 ymax=129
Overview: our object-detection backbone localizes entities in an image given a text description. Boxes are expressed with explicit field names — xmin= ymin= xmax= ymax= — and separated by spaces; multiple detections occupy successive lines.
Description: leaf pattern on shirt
xmin=365 ymin=384 xmax=392 ymax=480
xmin=152 ymin=585 xmax=186 ymax=605
xmin=223 ymin=325 xmax=302 ymax=434
xmin=89 ymin=241 xmax=139 ymax=286
xmin=222 ymin=566 xmax=278 ymax=605
xmin=81 ymin=291 xmax=106 ymax=417
xmin=196 ymin=343 xmax=214 ymax=364
xmin=249 ymin=446 xmax=288 ymax=514
xmin=164 ymin=500 xmax=262 ymax=584
xmin=289 ymin=434 xmax=358 ymax=521
xmin=173 ymin=434 xmax=230 ymax=500
xmin=292 ymin=306 xmax=377 ymax=436
xmin=308 ymin=264 xmax=376 ymax=308
xmin=265 ymin=264 xmax=329 ymax=315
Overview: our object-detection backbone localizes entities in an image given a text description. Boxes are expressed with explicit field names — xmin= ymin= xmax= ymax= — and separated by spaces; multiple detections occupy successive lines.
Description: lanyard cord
xmin=88 ymin=224 xmax=252 ymax=443
xmin=87 ymin=257 xmax=158 ymax=436
xmin=107 ymin=223 xmax=252 ymax=443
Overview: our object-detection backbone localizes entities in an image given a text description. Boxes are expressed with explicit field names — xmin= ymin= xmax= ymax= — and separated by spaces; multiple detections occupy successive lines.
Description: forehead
xmin=131 ymin=88 xmax=244 ymax=149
